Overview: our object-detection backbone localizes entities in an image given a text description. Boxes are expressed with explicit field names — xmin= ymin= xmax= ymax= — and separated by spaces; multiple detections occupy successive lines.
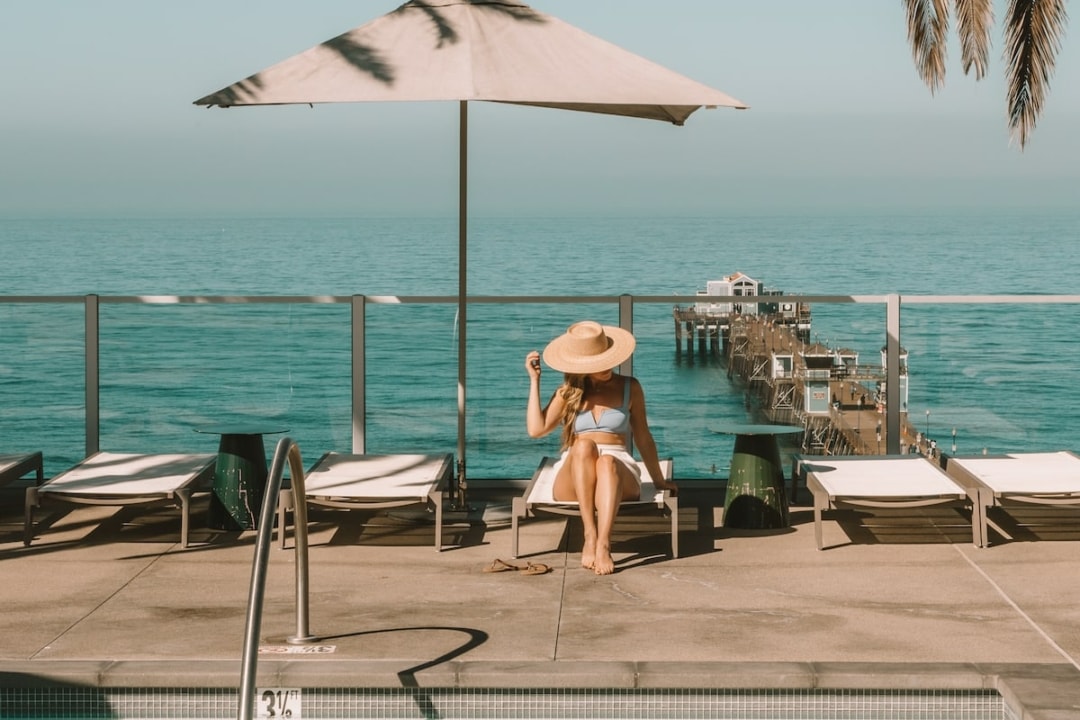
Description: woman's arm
xmin=627 ymin=377 xmax=678 ymax=495
xmin=525 ymin=351 xmax=564 ymax=438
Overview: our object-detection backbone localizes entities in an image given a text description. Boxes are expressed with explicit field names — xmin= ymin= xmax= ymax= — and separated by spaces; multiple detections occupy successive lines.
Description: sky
xmin=1 ymin=0 xmax=1077 ymax=217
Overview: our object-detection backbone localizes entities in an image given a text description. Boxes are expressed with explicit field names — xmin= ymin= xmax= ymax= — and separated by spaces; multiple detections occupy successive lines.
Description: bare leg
xmin=592 ymin=455 xmax=638 ymax=575
xmin=554 ymin=440 xmax=601 ymax=569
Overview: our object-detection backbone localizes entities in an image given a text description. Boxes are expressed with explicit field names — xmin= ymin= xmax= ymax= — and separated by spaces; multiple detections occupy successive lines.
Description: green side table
xmin=711 ymin=424 xmax=802 ymax=530
xmin=195 ymin=425 xmax=288 ymax=531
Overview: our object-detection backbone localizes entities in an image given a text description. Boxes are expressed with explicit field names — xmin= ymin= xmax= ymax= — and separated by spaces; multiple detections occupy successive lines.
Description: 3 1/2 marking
xmin=257 ymin=687 xmax=302 ymax=719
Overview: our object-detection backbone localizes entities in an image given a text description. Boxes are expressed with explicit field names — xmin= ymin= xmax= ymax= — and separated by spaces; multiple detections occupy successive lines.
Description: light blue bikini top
xmin=574 ymin=378 xmax=631 ymax=436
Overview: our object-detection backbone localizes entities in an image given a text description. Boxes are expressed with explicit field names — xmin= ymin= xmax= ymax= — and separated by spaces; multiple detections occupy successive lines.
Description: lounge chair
xmin=944 ymin=451 xmax=1080 ymax=546
xmin=511 ymin=456 xmax=677 ymax=559
xmin=792 ymin=454 xmax=980 ymax=549
xmin=1 ymin=452 xmax=43 ymax=488
xmin=24 ymin=452 xmax=216 ymax=548
xmin=276 ymin=452 xmax=454 ymax=551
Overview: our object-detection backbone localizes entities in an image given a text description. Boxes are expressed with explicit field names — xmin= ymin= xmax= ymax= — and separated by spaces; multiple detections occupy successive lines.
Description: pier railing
xmin=3 ymin=292 xmax=1080 ymax=481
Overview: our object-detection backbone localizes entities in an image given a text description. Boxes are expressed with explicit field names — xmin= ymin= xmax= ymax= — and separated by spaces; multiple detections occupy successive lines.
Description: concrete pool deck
xmin=1 ymin=483 xmax=1079 ymax=718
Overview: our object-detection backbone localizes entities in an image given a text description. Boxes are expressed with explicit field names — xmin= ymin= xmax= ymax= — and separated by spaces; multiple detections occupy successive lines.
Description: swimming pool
xmin=1 ymin=687 xmax=1013 ymax=720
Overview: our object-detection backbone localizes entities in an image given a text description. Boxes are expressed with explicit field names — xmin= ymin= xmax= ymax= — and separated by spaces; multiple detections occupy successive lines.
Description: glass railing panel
xmin=651 ymin=299 xmax=895 ymax=479
xmin=0 ymin=302 xmax=86 ymax=477
xmin=465 ymin=301 xmax=618 ymax=479
xmin=623 ymin=302 xmax=744 ymax=481
xmin=362 ymin=303 xmax=457 ymax=456
xmin=464 ymin=299 xmax=821 ymax=481
xmin=98 ymin=302 xmax=352 ymax=461
xmin=901 ymin=300 xmax=1080 ymax=457
xmin=788 ymin=299 xmax=893 ymax=458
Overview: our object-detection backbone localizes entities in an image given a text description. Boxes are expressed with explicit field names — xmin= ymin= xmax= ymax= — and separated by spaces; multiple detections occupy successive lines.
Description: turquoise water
xmin=1 ymin=212 xmax=1078 ymax=480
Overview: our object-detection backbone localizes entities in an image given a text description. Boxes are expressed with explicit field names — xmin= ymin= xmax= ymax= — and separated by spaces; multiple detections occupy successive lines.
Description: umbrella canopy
xmin=195 ymin=1 xmax=746 ymax=121
xmin=194 ymin=0 xmax=747 ymax=496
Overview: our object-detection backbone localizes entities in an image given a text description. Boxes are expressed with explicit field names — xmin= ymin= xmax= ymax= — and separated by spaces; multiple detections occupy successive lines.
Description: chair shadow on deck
xmin=0 ymin=494 xmax=252 ymax=557
xmin=983 ymin=505 xmax=1080 ymax=545
xmin=814 ymin=506 xmax=977 ymax=549
xmin=305 ymin=501 xmax=501 ymax=550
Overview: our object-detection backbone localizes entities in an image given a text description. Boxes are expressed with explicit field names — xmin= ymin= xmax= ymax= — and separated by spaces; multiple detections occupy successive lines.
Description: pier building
xmin=672 ymin=271 xmax=810 ymax=356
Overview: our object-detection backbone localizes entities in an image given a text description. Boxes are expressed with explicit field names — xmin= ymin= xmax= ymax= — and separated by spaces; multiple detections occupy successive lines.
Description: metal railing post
xmin=619 ymin=294 xmax=634 ymax=454
xmin=885 ymin=294 xmax=902 ymax=454
xmin=85 ymin=294 xmax=100 ymax=455
xmin=618 ymin=294 xmax=634 ymax=378
xmin=352 ymin=295 xmax=366 ymax=454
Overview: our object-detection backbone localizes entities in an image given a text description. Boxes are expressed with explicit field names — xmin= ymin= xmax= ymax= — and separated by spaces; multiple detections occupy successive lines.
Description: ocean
xmin=2 ymin=211 xmax=1079 ymax=480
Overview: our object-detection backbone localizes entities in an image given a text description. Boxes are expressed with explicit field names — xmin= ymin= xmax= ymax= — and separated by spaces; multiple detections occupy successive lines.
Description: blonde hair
xmin=557 ymin=374 xmax=587 ymax=450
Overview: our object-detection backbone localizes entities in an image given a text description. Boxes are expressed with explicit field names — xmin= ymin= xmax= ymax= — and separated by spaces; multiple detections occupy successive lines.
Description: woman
xmin=525 ymin=321 xmax=677 ymax=575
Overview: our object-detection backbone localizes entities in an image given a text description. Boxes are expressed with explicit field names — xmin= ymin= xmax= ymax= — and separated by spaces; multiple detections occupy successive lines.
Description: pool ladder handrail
xmin=238 ymin=436 xmax=316 ymax=720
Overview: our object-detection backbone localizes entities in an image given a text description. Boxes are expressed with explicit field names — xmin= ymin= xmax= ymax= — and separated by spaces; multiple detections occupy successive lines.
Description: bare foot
xmin=593 ymin=545 xmax=615 ymax=575
xmin=581 ymin=535 xmax=597 ymax=570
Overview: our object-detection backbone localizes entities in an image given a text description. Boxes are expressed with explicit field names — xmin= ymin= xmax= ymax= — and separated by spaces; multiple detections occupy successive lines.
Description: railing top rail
xmin=0 ymin=296 xmax=89 ymax=303
xmin=899 ymin=294 xmax=1080 ymax=304
xmin=6 ymin=293 xmax=1080 ymax=306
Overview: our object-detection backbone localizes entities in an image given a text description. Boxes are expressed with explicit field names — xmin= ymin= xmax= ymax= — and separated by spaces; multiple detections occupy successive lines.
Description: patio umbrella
xmin=194 ymin=0 xmax=747 ymax=500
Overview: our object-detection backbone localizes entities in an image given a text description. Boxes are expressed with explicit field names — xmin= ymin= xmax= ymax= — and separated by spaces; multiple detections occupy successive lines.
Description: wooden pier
xmin=674 ymin=303 xmax=930 ymax=458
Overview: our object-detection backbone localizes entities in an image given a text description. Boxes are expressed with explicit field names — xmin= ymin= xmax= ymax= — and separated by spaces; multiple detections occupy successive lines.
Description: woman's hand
xmin=525 ymin=351 xmax=542 ymax=381
xmin=525 ymin=350 xmax=558 ymax=439
xmin=656 ymin=480 xmax=679 ymax=497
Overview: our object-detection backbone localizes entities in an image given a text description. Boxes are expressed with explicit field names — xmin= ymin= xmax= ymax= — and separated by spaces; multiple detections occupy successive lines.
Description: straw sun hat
xmin=542 ymin=321 xmax=636 ymax=374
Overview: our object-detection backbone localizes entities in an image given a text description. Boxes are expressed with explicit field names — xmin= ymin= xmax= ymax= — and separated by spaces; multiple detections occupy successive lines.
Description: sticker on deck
xmin=256 ymin=688 xmax=302 ymax=719
xmin=258 ymin=644 xmax=337 ymax=654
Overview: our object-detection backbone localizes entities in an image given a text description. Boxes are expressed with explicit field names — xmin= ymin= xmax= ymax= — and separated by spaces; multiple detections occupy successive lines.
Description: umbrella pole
xmin=452 ymin=100 xmax=469 ymax=511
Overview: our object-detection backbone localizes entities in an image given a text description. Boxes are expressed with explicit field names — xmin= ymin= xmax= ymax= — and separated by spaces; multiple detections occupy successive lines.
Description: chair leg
xmin=813 ymin=493 xmax=826 ymax=550
xmin=176 ymin=489 xmax=191 ymax=548
xmin=24 ymin=487 xmax=39 ymax=547
xmin=277 ymin=489 xmax=293 ymax=550
xmin=511 ymin=497 xmax=525 ymax=558
xmin=667 ymin=495 xmax=679 ymax=558
xmin=432 ymin=489 xmax=444 ymax=552
xmin=974 ymin=489 xmax=989 ymax=548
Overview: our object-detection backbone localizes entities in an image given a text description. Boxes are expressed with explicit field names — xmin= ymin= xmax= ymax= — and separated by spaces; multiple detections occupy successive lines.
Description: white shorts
xmin=551 ymin=443 xmax=642 ymax=484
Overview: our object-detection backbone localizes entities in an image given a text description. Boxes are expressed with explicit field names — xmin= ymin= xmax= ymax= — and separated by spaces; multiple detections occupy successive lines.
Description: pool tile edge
xmin=4 ymin=660 xmax=1080 ymax=717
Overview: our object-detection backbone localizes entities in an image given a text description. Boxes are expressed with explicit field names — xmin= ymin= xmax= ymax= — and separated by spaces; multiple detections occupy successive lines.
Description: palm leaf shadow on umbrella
xmin=202 ymin=34 xmax=390 ymax=106
xmin=201 ymin=2 xmax=547 ymax=107
xmin=194 ymin=0 xmax=747 ymax=503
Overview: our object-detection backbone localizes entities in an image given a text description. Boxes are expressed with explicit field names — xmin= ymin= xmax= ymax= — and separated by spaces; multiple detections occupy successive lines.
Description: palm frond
xmin=954 ymin=0 xmax=995 ymax=78
xmin=1004 ymin=0 xmax=1068 ymax=148
xmin=904 ymin=0 xmax=951 ymax=92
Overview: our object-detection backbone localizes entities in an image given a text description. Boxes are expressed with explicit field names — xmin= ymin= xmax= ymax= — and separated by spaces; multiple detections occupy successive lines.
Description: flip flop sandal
xmin=483 ymin=558 xmax=526 ymax=573
xmin=520 ymin=562 xmax=551 ymax=576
